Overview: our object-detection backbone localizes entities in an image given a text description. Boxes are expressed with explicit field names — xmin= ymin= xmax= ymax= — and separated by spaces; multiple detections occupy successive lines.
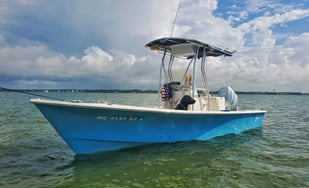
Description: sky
xmin=0 ymin=0 xmax=308 ymax=92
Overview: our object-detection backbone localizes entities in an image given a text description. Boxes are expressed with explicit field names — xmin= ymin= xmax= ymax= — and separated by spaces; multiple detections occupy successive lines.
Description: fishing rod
xmin=0 ymin=87 xmax=66 ymax=101
xmin=170 ymin=0 xmax=181 ymax=37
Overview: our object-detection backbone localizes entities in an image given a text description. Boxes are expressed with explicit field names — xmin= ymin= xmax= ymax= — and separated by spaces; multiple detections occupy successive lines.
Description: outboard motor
xmin=218 ymin=86 xmax=238 ymax=109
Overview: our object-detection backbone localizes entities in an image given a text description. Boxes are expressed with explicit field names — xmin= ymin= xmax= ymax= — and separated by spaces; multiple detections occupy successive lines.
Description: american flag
xmin=161 ymin=84 xmax=170 ymax=101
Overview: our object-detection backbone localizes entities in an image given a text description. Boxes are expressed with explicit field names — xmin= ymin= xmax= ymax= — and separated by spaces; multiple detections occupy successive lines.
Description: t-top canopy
xmin=145 ymin=37 xmax=234 ymax=58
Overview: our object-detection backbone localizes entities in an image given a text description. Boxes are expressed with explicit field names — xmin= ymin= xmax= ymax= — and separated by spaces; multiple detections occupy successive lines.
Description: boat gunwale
xmin=30 ymin=98 xmax=266 ymax=115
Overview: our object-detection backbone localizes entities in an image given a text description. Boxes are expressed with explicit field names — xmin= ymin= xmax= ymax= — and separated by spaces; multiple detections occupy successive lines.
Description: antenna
xmin=170 ymin=0 xmax=181 ymax=37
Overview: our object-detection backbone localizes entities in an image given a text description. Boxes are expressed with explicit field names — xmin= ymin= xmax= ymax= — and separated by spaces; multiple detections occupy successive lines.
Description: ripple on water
xmin=0 ymin=93 xmax=308 ymax=187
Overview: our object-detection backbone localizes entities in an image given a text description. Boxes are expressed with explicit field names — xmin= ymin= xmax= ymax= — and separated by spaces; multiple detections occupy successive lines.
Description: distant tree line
xmin=0 ymin=88 xmax=308 ymax=95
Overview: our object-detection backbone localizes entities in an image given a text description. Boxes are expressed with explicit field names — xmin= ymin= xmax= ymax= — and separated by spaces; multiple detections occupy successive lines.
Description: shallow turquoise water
xmin=0 ymin=92 xmax=308 ymax=187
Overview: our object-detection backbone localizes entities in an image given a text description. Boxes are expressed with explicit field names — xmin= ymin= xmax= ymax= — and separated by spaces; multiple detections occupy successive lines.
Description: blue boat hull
xmin=31 ymin=99 xmax=265 ymax=154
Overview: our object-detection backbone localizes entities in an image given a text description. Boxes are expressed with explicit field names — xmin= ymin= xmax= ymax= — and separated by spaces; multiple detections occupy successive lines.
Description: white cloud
xmin=175 ymin=0 xmax=244 ymax=51
xmin=203 ymin=33 xmax=309 ymax=92
xmin=0 ymin=0 xmax=308 ymax=92
xmin=0 ymin=43 xmax=161 ymax=89
xmin=65 ymin=0 xmax=180 ymax=54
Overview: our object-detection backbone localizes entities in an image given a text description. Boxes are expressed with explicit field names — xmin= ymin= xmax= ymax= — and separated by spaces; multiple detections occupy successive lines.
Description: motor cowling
xmin=218 ymin=86 xmax=238 ymax=108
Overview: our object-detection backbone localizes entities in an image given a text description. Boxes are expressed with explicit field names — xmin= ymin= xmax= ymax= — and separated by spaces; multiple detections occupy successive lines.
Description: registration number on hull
xmin=97 ymin=116 xmax=144 ymax=121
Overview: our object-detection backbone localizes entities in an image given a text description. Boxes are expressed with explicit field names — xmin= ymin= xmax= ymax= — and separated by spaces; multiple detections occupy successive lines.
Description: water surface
xmin=0 ymin=92 xmax=308 ymax=187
